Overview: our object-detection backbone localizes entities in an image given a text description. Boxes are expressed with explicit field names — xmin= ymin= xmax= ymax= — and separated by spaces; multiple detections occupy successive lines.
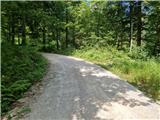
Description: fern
xmin=1 ymin=44 xmax=47 ymax=113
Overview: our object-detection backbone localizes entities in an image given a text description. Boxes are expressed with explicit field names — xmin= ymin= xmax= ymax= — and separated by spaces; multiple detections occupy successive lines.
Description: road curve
xmin=24 ymin=53 xmax=160 ymax=120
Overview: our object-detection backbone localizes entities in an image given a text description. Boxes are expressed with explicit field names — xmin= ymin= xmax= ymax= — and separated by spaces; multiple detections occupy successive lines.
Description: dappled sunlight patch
xmin=95 ymin=98 xmax=158 ymax=120
xmin=66 ymin=55 xmax=94 ymax=65
xmin=74 ymin=97 xmax=80 ymax=102
xmin=71 ymin=114 xmax=78 ymax=120
xmin=67 ymin=56 xmax=84 ymax=62
xmin=94 ymin=90 xmax=158 ymax=119
xmin=95 ymin=102 xmax=138 ymax=119
xmin=79 ymin=66 xmax=119 ymax=79
xmin=71 ymin=92 xmax=158 ymax=120
xmin=116 ymin=90 xmax=152 ymax=106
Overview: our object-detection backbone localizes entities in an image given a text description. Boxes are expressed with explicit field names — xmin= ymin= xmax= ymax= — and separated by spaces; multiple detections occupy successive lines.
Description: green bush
xmin=128 ymin=46 xmax=149 ymax=60
xmin=1 ymin=43 xmax=47 ymax=113
xmin=132 ymin=60 xmax=160 ymax=100
xmin=112 ymin=57 xmax=160 ymax=100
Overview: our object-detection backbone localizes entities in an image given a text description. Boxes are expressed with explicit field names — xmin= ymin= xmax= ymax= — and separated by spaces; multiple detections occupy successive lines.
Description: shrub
xmin=128 ymin=46 xmax=149 ymax=60
xmin=1 ymin=43 xmax=47 ymax=113
xmin=132 ymin=60 xmax=160 ymax=100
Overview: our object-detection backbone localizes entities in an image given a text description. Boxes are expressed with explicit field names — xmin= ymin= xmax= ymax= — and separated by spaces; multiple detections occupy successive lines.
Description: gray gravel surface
xmin=23 ymin=53 xmax=160 ymax=120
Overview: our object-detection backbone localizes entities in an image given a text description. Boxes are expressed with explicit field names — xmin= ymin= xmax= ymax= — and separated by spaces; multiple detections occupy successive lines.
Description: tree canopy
xmin=1 ymin=1 xmax=160 ymax=56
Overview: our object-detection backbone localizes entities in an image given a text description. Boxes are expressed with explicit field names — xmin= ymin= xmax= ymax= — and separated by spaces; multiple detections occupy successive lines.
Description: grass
xmin=1 ymin=43 xmax=48 ymax=114
xmin=59 ymin=47 xmax=160 ymax=101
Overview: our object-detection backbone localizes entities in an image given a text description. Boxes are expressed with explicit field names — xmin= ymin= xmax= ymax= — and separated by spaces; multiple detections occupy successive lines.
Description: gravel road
xmin=23 ymin=53 xmax=160 ymax=120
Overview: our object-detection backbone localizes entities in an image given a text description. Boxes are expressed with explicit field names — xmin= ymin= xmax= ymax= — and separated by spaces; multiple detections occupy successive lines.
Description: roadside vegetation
xmin=59 ymin=46 xmax=160 ymax=101
xmin=1 ymin=43 xmax=47 ymax=114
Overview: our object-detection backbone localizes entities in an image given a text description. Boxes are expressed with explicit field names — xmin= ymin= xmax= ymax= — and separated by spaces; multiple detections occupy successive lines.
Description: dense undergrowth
xmin=1 ymin=43 xmax=48 ymax=114
xmin=59 ymin=46 xmax=160 ymax=101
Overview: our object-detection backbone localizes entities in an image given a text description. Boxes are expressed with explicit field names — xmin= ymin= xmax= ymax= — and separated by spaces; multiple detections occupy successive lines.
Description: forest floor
xmin=20 ymin=53 xmax=159 ymax=120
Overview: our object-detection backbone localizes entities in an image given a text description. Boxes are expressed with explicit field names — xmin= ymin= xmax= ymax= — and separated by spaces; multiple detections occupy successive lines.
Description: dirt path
xmin=23 ymin=53 xmax=160 ymax=120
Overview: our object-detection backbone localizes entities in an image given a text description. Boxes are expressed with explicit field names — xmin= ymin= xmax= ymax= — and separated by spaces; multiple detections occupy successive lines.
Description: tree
xmin=137 ymin=1 xmax=142 ymax=46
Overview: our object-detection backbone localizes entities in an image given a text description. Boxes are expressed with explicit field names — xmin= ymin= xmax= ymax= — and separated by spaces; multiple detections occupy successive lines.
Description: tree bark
xmin=43 ymin=26 xmax=46 ymax=50
xmin=11 ymin=14 xmax=15 ymax=45
xmin=72 ymin=27 xmax=76 ymax=48
xmin=117 ymin=39 xmax=120 ymax=49
xmin=22 ymin=15 xmax=26 ymax=45
xmin=8 ymin=12 xmax=12 ymax=43
xmin=18 ymin=32 xmax=20 ymax=45
xmin=129 ymin=1 xmax=133 ymax=52
xmin=65 ymin=6 xmax=69 ymax=48
xmin=137 ymin=1 xmax=142 ymax=46
xmin=56 ymin=29 xmax=59 ymax=50
xmin=96 ymin=7 xmax=101 ymax=37
xmin=153 ymin=25 xmax=160 ymax=56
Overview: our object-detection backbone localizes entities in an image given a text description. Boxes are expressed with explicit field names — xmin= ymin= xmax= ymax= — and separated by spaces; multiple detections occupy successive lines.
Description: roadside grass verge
xmin=59 ymin=47 xmax=160 ymax=101
xmin=1 ymin=43 xmax=48 ymax=114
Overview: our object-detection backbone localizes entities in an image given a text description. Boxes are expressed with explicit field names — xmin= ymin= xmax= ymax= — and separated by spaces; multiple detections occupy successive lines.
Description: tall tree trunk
xmin=96 ymin=9 xmax=101 ymax=37
xmin=129 ymin=22 xmax=133 ymax=52
xmin=8 ymin=12 xmax=12 ymax=43
xmin=129 ymin=1 xmax=133 ymax=52
xmin=18 ymin=32 xmax=20 ymax=45
xmin=11 ymin=14 xmax=15 ymax=45
xmin=59 ymin=30 xmax=61 ymax=49
xmin=116 ymin=33 xmax=120 ymax=49
xmin=43 ymin=26 xmax=46 ymax=50
xmin=72 ymin=27 xmax=76 ymax=48
xmin=65 ymin=6 xmax=69 ymax=48
xmin=137 ymin=1 xmax=142 ymax=46
xmin=120 ymin=33 xmax=123 ymax=49
xmin=56 ymin=29 xmax=59 ymax=50
xmin=22 ymin=16 xmax=26 ymax=45
xmin=153 ymin=26 xmax=160 ymax=56
xmin=18 ymin=19 xmax=21 ymax=45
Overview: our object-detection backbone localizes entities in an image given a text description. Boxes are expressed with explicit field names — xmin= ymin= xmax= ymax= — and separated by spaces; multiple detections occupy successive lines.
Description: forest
xmin=1 ymin=0 xmax=160 ymax=115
